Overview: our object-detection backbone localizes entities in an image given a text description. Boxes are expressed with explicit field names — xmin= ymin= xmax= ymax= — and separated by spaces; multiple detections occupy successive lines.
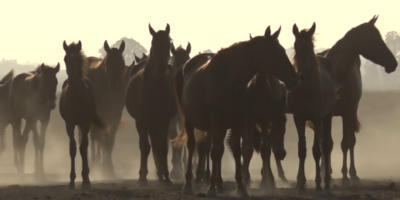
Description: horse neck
xmin=326 ymin=37 xmax=361 ymax=82
xmin=144 ymin=55 xmax=170 ymax=76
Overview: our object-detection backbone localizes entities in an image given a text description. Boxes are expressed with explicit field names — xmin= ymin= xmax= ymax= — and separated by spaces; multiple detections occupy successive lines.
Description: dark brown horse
xmin=318 ymin=16 xmax=397 ymax=187
xmin=240 ymin=72 xmax=288 ymax=188
xmin=288 ymin=23 xmax=336 ymax=191
xmin=9 ymin=63 xmax=60 ymax=180
xmin=125 ymin=24 xmax=175 ymax=186
xmin=175 ymin=26 xmax=298 ymax=197
xmin=86 ymin=40 xmax=129 ymax=179
xmin=134 ymin=53 xmax=148 ymax=65
xmin=0 ymin=70 xmax=14 ymax=154
xmin=60 ymin=41 xmax=106 ymax=189
xmin=169 ymin=42 xmax=192 ymax=180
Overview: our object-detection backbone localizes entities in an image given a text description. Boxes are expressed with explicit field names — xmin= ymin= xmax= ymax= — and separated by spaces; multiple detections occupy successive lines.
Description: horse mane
xmin=214 ymin=36 xmax=263 ymax=64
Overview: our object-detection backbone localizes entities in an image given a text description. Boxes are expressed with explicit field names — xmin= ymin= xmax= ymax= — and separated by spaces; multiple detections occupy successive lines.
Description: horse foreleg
xmin=312 ymin=120 xmax=322 ymax=190
xmin=260 ymin=121 xmax=275 ymax=190
xmin=195 ymin=135 xmax=207 ymax=185
xmin=104 ymin=121 xmax=118 ymax=179
xmin=136 ymin=120 xmax=150 ymax=186
xmin=11 ymin=118 xmax=22 ymax=176
xmin=38 ymin=118 xmax=49 ymax=180
xmin=242 ymin=121 xmax=255 ymax=187
xmin=294 ymin=114 xmax=306 ymax=191
xmin=79 ymin=124 xmax=91 ymax=190
xmin=348 ymin=130 xmax=360 ymax=184
xmin=322 ymin=114 xmax=333 ymax=190
xmin=182 ymin=120 xmax=196 ymax=195
xmin=341 ymin=115 xmax=350 ymax=187
xmin=66 ymin=123 xmax=77 ymax=189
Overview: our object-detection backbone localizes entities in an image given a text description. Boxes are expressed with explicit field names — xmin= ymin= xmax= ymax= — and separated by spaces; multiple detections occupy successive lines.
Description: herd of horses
xmin=0 ymin=15 xmax=397 ymax=197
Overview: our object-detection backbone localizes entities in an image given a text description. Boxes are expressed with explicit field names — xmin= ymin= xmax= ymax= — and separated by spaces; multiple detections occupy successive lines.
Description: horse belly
xmin=182 ymin=74 xmax=209 ymax=131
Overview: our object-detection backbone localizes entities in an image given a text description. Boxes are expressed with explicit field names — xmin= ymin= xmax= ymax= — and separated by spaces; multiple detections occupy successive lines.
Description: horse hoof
xmin=82 ymin=183 xmax=91 ymax=190
xmin=182 ymin=186 xmax=194 ymax=195
xmin=341 ymin=178 xmax=350 ymax=188
xmin=138 ymin=179 xmax=148 ymax=187
xmin=170 ymin=169 xmax=183 ymax=181
xmin=236 ymin=189 xmax=248 ymax=198
xmin=217 ymin=187 xmax=225 ymax=194
xmin=280 ymin=176 xmax=289 ymax=183
xmin=351 ymin=176 xmax=361 ymax=186
xmin=164 ymin=179 xmax=173 ymax=187
xmin=69 ymin=183 xmax=75 ymax=190
xmin=206 ymin=188 xmax=218 ymax=197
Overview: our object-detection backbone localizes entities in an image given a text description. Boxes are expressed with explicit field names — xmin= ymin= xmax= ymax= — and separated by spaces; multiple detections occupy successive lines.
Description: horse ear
xmin=104 ymin=40 xmax=111 ymax=53
xmin=165 ymin=23 xmax=170 ymax=35
xmin=249 ymin=33 xmax=253 ymax=39
xmin=149 ymin=24 xmax=156 ymax=36
xmin=63 ymin=40 xmax=68 ymax=51
xmin=308 ymin=22 xmax=316 ymax=36
xmin=77 ymin=41 xmax=82 ymax=51
xmin=292 ymin=24 xmax=299 ymax=37
xmin=369 ymin=15 xmax=378 ymax=25
xmin=272 ymin=26 xmax=281 ymax=39
xmin=170 ymin=42 xmax=176 ymax=55
xmin=186 ymin=42 xmax=191 ymax=54
xmin=40 ymin=63 xmax=45 ymax=72
xmin=54 ymin=62 xmax=60 ymax=73
xmin=119 ymin=41 xmax=125 ymax=53
xmin=264 ymin=26 xmax=271 ymax=38
xmin=134 ymin=54 xmax=140 ymax=62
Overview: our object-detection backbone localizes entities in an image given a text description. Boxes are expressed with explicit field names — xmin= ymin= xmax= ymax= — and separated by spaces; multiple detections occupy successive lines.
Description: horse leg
xmin=32 ymin=122 xmax=43 ymax=181
xmin=294 ymin=114 xmax=306 ymax=191
xmin=66 ymin=123 xmax=77 ymax=189
xmin=19 ymin=119 xmax=32 ymax=178
xmin=260 ymin=122 xmax=275 ymax=190
xmin=341 ymin=115 xmax=350 ymax=187
xmin=229 ymin=126 xmax=248 ymax=197
xmin=182 ymin=120 xmax=196 ymax=195
xmin=79 ymin=124 xmax=91 ymax=190
xmin=206 ymin=118 xmax=226 ymax=197
xmin=38 ymin=117 xmax=49 ymax=180
xmin=11 ymin=117 xmax=21 ymax=176
xmin=204 ymin=134 xmax=211 ymax=184
xmin=159 ymin=119 xmax=172 ymax=185
xmin=195 ymin=135 xmax=207 ymax=185
xmin=312 ymin=120 xmax=322 ymax=191
xmin=89 ymin=126 xmax=101 ymax=172
xmin=136 ymin=120 xmax=150 ymax=186
xmin=169 ymin=115 xmax=184 ymax=180
xmin=270 ymin=109 xmax=288 ymax=182
xmin=322 ymin=114 xmax=333 ymax=191
xmin=242 ymin=121 xmax=254 ymax=187
xmin=104 ymin=121 xmax=118 ymax=179
xmin=348 ymin=130 xmax=360 ymax=184
xmin=149 ymin=127 xmax=164 ymax=183
xmin=0 ymin=122 xmax=7 ymax=154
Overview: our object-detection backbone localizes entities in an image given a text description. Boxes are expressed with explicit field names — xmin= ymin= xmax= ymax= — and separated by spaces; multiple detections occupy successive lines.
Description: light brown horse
xmin=175 ymin=26 xmax=298 ymax=197
xmin=288 ymin=23 xmax=336 ymax=191
xmin=169 ymin=42 xmax=192 ymax=180
xmin=86 ymin=40 xmax=129 ymax=179
xmin=317 ymin=16 xmax=397 ymax=187
xmin=60 ymin=41 xmax=106 ymax=189
xmin=125 ymin=24 xmax=176 ymax=186
xmin=0 ymin=70 xmax=14 ymax=154
xmin=9 ymin=63 xmax=60 ymax=180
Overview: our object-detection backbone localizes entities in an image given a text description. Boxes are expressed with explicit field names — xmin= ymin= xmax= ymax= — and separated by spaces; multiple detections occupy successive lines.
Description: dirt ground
xmin=0 ymin=91 xmax=400 ymax=199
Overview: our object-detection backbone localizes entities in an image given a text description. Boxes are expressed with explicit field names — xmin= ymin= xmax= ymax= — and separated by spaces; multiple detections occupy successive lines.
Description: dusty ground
xmin=0 ymin=91 xmax=400 ymax=199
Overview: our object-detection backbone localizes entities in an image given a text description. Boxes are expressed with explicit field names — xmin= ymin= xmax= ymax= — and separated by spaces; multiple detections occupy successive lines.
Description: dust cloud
xmin=0 ymin=91 xmax=399 ymax=187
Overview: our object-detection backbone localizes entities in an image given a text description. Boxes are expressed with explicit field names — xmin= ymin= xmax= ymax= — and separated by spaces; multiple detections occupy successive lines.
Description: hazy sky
xmin=0 ymin=0 xmax=399 ymax=69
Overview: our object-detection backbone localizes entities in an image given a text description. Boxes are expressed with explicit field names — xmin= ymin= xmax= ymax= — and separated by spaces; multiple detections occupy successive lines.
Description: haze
xmin=0 ymin=0 xmax=399 ymax=68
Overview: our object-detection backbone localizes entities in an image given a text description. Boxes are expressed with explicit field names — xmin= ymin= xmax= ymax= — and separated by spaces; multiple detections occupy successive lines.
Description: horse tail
xmin=171 ymin=128 xmax=187 ymax=148
xmin=92 ymin=112 xmax=107 ymax=130
xmin=0 ymin=69 xmax=14 ymax=84
xmin=253 ymin=126 xmax=262 ymax=153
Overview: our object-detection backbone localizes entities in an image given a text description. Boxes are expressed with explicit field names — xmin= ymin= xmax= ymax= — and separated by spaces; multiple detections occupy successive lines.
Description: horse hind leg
xmin=293 ymin=115 xmax=307 ymax=192
xmin=169 ymin=115 xmax=184 ymax=181
xmin=11 ymin=118 xmax=22 ymax=177
xmin=341 ymin=115 xmax=350 ymax=187
xmin=182 ymin=120 xmax=196 ymax=195
xmin=229 ymin=126 xmax=248 ymax=197
xmin=18 ymin=119 xmax=32 ymax=178
xmin=103 ymin=122 xmax=119 ymax=179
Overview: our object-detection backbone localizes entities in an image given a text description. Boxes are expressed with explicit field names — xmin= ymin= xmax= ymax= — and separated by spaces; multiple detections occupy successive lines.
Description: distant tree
xmin=385 ymin=31 xmax=400 ymax=55
xmin=99 ymin=37 xmax=148 ymax=66
xmin=202 ymin=49 xmax=213 ymax=54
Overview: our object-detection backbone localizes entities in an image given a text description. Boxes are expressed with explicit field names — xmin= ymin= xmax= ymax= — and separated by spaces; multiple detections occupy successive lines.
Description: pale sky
xmin=0 ymin=0 xmax=399 ymax=69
